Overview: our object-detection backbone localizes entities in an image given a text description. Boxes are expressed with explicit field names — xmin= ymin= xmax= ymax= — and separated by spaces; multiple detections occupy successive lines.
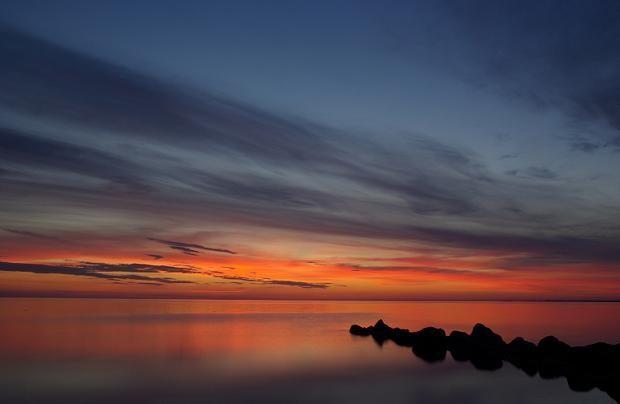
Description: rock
xmin=390 ymin=327 xmax=414 ymax=347
xmin=448 ymin=330 xmax=472 ymax=361
xmin=538 ymin=335 xmax=571 ymax=356
xmin=374 ymin=319 xmax=391 ymax=333
xmin=571 ymin=342 xmax=616 ymax=368
xmin=370 ymin=319 xmax=392 ymax=344
xmin=506 ymin=337 xmax=539 ymax=376
xmin=537 ymin=336 xmax=572 ymax=378
xmin=349 ymin=324 xmax=372 ymax=336
xmin=507 ymin=337 xmax=538 ymax=356
xmin=566 ymin=372 xmax=596 ymax=392
xmin=470 ymin=323 xmax=505 ymax=349
xmin=412 ymin=343 xmax=447 ymax=363
xmin=411 ymin=327 xmax=446 ymax=344
xmin=467 ymin=323 xmax=505 ymax=370
xmin=410 ymin=327 xmax=448 ymax=363
xmin=372 ymin=320 xmax=392 ymax=339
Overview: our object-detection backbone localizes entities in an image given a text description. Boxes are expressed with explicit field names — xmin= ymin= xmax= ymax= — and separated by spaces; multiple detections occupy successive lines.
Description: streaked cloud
xmin=0 ymin=261 xmax=197 ymax=285
xmin=147 ymin=238 xmax=236 ymax=255
xmin=202 ymin=270 xmax=334 ymax=289
xmin=1 ymin=5 xmax=620 ymax=300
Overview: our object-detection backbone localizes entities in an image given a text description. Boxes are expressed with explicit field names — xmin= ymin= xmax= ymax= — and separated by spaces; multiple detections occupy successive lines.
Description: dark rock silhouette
xmin=538 ymin=335 xmax=573 ymax=379
xmin=350 ymin=320 xmax=620 ymax=402
xmin=349 ymin=324 xmax=372 ymax=336
xmin=411 ymin=327 xmax=447 ymax=362
xmin=505 ymin=337 xmax=538 ymax=376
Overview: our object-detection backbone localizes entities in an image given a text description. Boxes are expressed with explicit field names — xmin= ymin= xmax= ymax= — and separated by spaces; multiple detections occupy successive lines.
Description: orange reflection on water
xmin=1 ymin=298 xmax=620 ymax=365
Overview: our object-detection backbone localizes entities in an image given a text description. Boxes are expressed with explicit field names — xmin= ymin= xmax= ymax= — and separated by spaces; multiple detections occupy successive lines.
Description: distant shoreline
xmin=0 ymin=293 xmax=619 ymax=303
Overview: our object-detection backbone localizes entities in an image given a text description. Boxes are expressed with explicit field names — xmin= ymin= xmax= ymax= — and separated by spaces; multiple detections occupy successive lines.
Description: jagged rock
xmin=370 ymin=319 xmax=392 ymax=344
xmin=373 ymin=319 xmax=391 ymax=333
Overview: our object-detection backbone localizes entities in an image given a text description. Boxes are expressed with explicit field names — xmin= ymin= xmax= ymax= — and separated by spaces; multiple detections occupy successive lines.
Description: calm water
xmin=1 ymin=298 xmax=618 ymax=403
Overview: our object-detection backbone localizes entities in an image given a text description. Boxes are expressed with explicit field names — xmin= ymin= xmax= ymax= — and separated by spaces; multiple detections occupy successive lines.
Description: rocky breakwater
xmin=350 ymin=320 xmax=620 ymax=402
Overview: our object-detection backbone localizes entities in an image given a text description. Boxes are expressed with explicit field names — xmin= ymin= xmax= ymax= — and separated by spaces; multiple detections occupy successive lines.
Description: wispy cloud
xmin=0 ymin=25 xmax=619 ymax=277
xmin=0 ymin=261 xmax=197 ymax=285
xmin=337 ymin=263 xmax=492 ymax=276
xmin=390 ymin=0 xmax=620 ymax=151
xmin=148 ymin=238 xmax=236 ymax=255
xmin=2 ymin=228 xmax=66 ymax=242
xmin=202 ymin=269 xmax=333 ymax=289
xmin=0 ymin=260 xmax=338 ymax=290
xmin=505 ymin=166 xmax=558 ymax=180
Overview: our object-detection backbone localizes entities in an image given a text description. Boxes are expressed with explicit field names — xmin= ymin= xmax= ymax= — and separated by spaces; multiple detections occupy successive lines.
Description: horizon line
xmin=1 ymin=293 xmax=619 ymax=303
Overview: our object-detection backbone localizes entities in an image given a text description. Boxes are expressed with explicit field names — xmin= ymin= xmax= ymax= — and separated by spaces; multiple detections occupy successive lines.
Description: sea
xmin=1 ymin=298 xmax=618 ymax=403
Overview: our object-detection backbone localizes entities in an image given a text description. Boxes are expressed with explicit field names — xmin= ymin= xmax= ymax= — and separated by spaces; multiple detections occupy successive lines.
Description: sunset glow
xmin=1 ymin=1 xmax=620 ymax=301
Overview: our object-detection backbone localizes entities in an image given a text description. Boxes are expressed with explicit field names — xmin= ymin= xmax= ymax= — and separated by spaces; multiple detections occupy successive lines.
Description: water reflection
xmin=0 ymin=298 xmax=618 ymax=403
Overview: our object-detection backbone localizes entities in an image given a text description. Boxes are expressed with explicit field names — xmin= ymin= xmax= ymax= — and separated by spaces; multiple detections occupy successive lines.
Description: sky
xmin=1 ymin=0 xmax=619 ymax=300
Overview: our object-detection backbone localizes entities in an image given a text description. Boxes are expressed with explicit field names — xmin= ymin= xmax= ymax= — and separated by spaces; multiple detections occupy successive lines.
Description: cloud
xmin=0 ymin=26 xmax=332 ymax=165
xmin=147 ymin=254 xmax=164 ymax=260
xmin=0 ymin=260 xmax=334 ymax=289
xmin=148 ymin=238 xmax=236 ymax=255
xmin=116 ymin=281 xmax=163 ymax=286
xmin=337 ymin=263 xmax=490 ymax=276
xmin=0 ymin=25 xmax=503 ymax=221
xmin=0 ymin=25 xmax=619 ymax=272
xmin=169 ymin=246 xmax=200 ymax=256
xmin=77 ymin=261 xmax=197 ymax=274
xmin=0 ymin=261 xmax=197 ymax=285
xmin=389 ymin=1 xmax=620 ymax=150
xmin=569 ymin=136 xmax=620 ymax=153
xmin=570 ymin=141 xmax=605 ymax=153
xmin=2 ymin=228 xmax=65 ymax=242
xmin=499 ymin=153 xmax=519 ymax=160
xmin=263 ymin=279 xmax=331 ymax=289
xmin=202 ymin=270 xmax=333 ymax=289
xmin=400 ymin=226 xmax=620 ymax=265
xmin=0 ymin=127 xmax=147 ymax=188
xmin=505 ymin=166 xmax=558 ymax=180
